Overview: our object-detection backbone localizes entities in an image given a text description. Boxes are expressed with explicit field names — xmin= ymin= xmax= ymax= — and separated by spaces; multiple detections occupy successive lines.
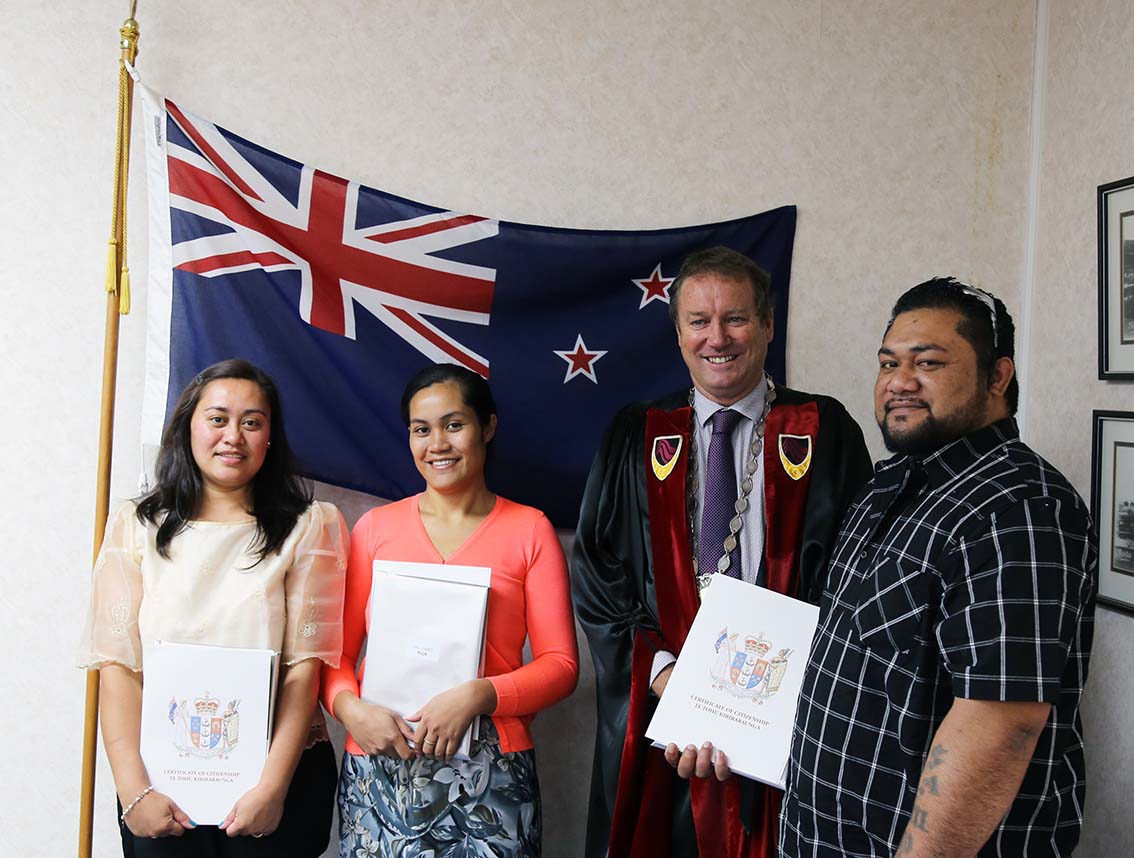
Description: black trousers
xmin=119 ymin=740 xmax=337 ymax=858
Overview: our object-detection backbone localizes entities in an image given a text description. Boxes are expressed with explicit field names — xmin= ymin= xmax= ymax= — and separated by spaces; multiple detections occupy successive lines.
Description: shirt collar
xmin=692 ymin=375 xmax=769 ymax=428
xmin=873 ymin=417 xmax=1020 ymax=489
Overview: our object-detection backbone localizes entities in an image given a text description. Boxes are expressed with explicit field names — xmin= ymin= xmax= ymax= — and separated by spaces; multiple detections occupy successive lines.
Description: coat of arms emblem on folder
xmin=709 ymin=628 xmax=794 ymax=704
xmin=168 ymin=693 xmax=241 ymax=759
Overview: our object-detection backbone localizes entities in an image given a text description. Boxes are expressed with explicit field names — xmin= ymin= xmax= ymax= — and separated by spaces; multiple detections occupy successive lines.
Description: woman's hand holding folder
xmin=335 ymin=693 xmax=417 ymax=760
xmin=122 ymin=788 xmax=194 ymax=839
xmin=407 ymin=678 xmax=498 ymax=763
xmin=219 ymin=780 xmax=286 ymax=838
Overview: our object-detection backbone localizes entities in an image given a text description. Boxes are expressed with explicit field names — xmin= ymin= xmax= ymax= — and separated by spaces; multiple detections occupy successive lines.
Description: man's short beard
xmin=878 ymin=394 xmax=989 ymax=455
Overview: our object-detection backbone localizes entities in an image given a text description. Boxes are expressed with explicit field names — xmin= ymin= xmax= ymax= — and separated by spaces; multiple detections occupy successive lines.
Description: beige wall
xmin=1025 ymin=2 xmax=1134 ymax=856
xmin=0 ymin=1 xmax=1127 ymax=855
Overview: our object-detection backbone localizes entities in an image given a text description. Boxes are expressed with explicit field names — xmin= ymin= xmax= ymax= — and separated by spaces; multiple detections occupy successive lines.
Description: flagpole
xmin=79 ymin=4 xmax=139 ymax=856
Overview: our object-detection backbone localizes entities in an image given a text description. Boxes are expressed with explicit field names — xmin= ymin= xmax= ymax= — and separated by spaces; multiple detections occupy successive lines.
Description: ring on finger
xmin=253 ymin=833 xmax=264 ymax=838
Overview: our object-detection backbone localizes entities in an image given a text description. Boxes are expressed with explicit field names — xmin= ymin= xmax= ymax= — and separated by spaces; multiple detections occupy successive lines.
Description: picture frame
xmin=1098 ymin=176 xmax=1134 ymax=379
xmin=1092 ymin=410 xmax=1134 ymax=615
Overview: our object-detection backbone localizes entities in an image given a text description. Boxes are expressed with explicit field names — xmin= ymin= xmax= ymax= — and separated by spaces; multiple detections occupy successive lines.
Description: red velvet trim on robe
xmin=607 ymin=400 xmax=819 ymax=858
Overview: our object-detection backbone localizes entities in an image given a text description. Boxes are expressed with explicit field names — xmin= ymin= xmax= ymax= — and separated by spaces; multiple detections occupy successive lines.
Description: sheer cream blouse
xmin=79 ymin=501 xmax=348 ymax=671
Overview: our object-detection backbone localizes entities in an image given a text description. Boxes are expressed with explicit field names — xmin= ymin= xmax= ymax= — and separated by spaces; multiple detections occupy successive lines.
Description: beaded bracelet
xmin=120 ymin=785 xmax=154 ymax=822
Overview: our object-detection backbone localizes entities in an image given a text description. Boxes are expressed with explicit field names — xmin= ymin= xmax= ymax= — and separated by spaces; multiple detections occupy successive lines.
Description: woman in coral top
xmin=322 ymin=363 xmax=579 ymax=857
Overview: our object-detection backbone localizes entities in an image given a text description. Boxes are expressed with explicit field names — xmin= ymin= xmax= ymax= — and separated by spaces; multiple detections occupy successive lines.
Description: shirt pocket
xmin=851 ymin=555 xmax=931 ymax=658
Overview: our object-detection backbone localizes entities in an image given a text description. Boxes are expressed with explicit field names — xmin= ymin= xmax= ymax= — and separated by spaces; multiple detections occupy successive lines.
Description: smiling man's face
xmin=674 ymin=272 xmax=773 ymax=406
xmin=875 ymin=307 xmax=993 ymax=454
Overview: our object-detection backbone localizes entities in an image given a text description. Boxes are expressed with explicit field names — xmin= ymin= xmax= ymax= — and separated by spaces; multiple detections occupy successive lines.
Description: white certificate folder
xmin=645 ymin=575 xmax=819 ymax=789
xmin=140 ymin=640 xmax=279 ymax=825
xmin=360 ymin=560 xmax=492 ymax=758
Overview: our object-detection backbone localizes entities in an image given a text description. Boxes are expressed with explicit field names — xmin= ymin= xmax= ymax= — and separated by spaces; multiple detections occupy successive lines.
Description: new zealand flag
xmin=138 ymin=86 xmax=796 ymax=526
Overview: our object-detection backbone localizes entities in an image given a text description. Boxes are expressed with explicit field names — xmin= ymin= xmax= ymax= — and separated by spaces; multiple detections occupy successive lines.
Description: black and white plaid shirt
xmin=780 ymin=419 xmax=1096 ymax=857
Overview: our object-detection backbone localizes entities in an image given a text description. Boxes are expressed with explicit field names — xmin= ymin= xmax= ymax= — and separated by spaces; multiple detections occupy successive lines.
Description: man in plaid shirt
xmin=780 ymin=278 xmax=1096 ymax=857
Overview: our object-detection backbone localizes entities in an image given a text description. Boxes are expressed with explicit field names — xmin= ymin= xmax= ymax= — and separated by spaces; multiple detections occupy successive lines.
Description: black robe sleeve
xmin=571 ymin=402 xmax=662 ymax=858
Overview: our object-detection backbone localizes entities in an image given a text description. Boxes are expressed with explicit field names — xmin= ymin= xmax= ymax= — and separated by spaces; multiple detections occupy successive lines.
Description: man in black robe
xmin=572 ymin=246 xmax=871 ymax=858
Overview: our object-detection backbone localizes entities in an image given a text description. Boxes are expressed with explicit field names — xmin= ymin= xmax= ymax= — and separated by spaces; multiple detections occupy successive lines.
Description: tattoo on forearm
xmin=910 ymin=802 xmax=929 ymax=833
xmin=896 ymin=749 xmax=946 ymax=857
xmin=926 ymin=744 xmax=949 ymax=770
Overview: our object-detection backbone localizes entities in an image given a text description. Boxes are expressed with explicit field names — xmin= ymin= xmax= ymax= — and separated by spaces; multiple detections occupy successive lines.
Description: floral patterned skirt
xmin=337 ymin=719 xmax=542 ymax=858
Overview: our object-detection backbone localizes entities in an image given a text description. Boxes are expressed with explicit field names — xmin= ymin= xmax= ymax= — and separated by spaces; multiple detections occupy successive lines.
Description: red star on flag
xmin=553 ymin=334 xmax=607 ymax=384
xmin=632 ymin=263 xmax=674 ymax=309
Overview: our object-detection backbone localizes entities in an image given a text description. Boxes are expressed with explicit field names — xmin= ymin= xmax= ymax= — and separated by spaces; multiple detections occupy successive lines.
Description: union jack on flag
xmin=163 ymin=98 xmax=496 ymax=376
xmin=139 ymin=83 xmax=797 ymax=526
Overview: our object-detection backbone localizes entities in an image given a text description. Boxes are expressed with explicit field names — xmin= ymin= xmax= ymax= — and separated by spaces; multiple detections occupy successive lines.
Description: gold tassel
xmin=105 ymin=239 xmax=119 ymax=294
xmin=119 ymin=266 xmax=131 ymax=314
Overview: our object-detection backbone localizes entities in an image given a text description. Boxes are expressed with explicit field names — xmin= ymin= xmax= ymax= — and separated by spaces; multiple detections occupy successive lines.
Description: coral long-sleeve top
xmin=321 ymin=494 xmax=579 ymax=755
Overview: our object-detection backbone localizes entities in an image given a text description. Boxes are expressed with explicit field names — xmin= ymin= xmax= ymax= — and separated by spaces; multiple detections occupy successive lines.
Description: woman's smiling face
xmin=189 ymin=378 xmax=271 ymax=495
xmin=407 ymin=380 xmax=495 ymax=493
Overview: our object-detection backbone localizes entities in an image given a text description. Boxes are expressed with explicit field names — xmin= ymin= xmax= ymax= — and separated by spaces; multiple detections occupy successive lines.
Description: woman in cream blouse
xmin=79 ymin=359 xmax=347 ymax=857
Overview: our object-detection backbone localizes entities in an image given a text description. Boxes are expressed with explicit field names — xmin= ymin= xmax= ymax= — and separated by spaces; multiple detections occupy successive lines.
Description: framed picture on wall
xmin=1092 ymin=410 xmax=1134 ymax=614
xmin=1098 ymin=176 xmax=1134 ymax=379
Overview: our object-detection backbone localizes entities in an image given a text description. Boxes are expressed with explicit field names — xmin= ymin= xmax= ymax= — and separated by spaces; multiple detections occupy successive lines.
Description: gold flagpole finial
xmin=121 ymin=3 xmax=139 ymax=59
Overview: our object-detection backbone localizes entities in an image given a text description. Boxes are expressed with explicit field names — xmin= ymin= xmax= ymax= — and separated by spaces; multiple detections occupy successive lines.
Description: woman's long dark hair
xmin=136 ymin=359 xmax=312 ymax=561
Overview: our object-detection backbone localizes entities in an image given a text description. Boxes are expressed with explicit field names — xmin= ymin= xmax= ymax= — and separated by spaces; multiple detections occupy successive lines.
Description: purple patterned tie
xmin=699 ymin=408 xmax=743 ymax=579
